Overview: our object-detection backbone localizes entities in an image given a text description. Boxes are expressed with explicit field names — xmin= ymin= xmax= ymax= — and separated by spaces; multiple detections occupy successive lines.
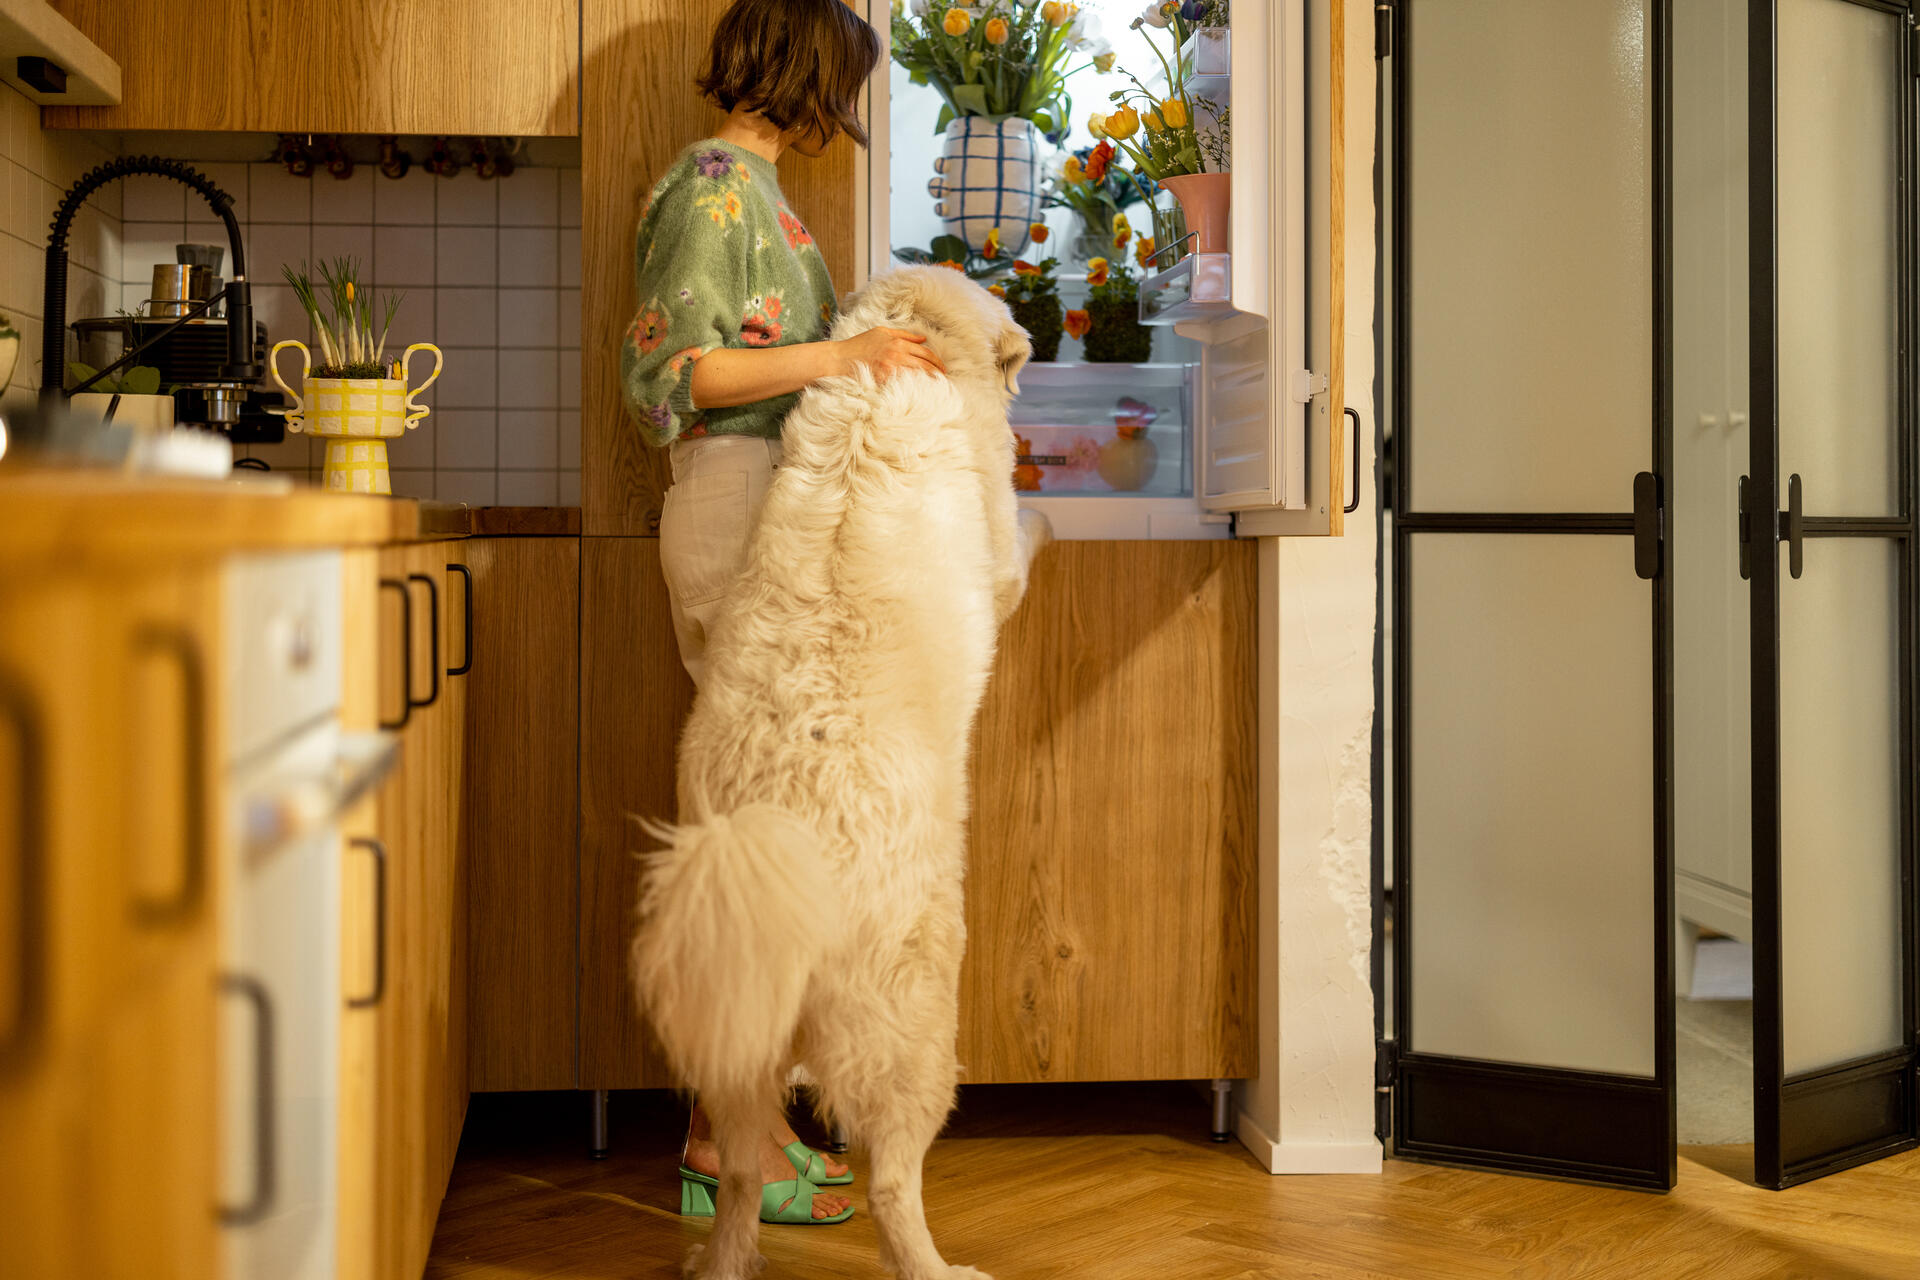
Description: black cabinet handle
xmin=1738 ymin=475 xmax=1753 ymax=581
xmin=0 ymin=672 xmax=45 ymax=1072
xmin=1343 ymin=407 xmax=1363 ymax=515
xmin=378 ymin=578 xmax=412 ymax=731
xmin=217 ymin=974 xmax=277 ymax=1226
xmin=1783 ymin=473 xmax=1804 ymax=580
xmin=129 ymin=623 xmax=207 ymax=926
xmin=447 ymin=563 xmax=473 ymax=677
xmin=406 ymin=573 xmax=441 ymax=710
xmin=347 ymin=837 xmax=388 ymax=1009
xmin=1632 ymin=471 xmax=1663 ymax=580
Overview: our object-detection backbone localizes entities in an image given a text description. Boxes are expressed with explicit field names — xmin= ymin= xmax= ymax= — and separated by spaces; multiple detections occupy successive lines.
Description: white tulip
xmin=1139 ymin=1 xmax=1172 ymax=27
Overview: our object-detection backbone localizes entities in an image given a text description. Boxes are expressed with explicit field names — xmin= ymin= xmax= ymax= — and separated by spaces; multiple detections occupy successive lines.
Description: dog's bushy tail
xmin=631 ymin=804 xmax=832 ymax=1097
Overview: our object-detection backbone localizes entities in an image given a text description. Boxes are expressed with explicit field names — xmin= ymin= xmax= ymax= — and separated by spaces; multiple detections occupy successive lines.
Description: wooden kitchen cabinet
xmin=0 ymin=564 xmax=224 ymax=1280
xmin=44 ymin=0 xmax=579 ymax=136
xmin=462 ymin=536 xmax=580 ymax=1091
xmin=339 ymin=539 xmax=471 ymax=1280
xmin=576 ymin=538 xmax=1257 ymax=1088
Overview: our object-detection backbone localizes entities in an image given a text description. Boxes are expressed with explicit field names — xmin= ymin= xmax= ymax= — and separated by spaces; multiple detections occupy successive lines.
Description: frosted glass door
xmin=1748 ymin=0 xmax=1918 ymax=1190
xmin=1389 ymin=0 xmax=1675 ymax=1190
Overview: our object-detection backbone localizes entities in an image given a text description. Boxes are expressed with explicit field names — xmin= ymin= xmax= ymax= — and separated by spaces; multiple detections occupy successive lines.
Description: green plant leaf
xmin=950 ymin=82 xmax=990 ymax=116
xmin=67 ymin=359 xmax=98 ymax=388
xmin=930 ymin=234 xmax=971 ymax=263
xmin=934 ymin=103 xmax=956 ymax=134
xmin=1032 ymin=110 xmax=1056 ymax=135
xmin=121 ymin=365 xmax=161 ymax=396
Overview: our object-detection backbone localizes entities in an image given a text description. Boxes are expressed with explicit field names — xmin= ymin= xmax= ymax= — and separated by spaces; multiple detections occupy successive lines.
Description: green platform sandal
xmin=678 ymin=1168 xmax=855 ymax=1225
xmin=781 ymin=1140 xmax=853 ymax=1187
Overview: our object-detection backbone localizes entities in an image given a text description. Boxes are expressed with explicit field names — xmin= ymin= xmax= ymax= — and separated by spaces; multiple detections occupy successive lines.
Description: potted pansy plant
xmin=1068 ymin=215 xmax=1155 ymax=364
xmin=989 ymin=224 xmax=1064 ymax=362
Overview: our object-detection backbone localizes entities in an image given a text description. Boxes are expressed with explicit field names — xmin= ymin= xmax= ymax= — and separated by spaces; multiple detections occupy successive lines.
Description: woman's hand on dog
xmin=835 ymin=326 xmax=946 ymax=382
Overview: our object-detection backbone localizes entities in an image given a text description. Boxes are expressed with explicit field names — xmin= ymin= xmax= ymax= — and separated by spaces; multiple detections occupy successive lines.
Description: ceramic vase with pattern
xmin=927 ymin=118 xmax=1044 ymax=257
xmin=270 ymin=339 xmax=443 ymax=494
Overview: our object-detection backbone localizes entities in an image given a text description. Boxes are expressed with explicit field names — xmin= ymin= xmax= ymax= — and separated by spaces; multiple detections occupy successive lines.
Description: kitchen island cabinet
xmin=44 ymin=0 xmax=579 ymax=136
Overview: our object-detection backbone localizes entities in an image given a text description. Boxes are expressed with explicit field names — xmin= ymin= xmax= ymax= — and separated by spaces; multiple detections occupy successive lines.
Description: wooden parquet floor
xmin=425 ymin=1084 xmax=1920 ymax=1280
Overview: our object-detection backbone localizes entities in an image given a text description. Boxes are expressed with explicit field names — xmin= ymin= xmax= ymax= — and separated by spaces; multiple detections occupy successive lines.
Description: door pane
xmin=1777 ymin=0 xmax=1902 ymax=517
xmin=1409 ymin=534 xmax=1655 ymax=1075
xmin=1779 ymin=538 xmax=1904 ymax=1076
xmin=1407 ymin=0 xmax=1651 ymax=513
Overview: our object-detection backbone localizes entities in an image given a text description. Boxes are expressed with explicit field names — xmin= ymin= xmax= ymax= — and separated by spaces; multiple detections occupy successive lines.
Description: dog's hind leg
xmin=856 ymin=1044 xmax=989 ymax=1280
xmin=683 ymin=1090 xmax=772 ymax=1280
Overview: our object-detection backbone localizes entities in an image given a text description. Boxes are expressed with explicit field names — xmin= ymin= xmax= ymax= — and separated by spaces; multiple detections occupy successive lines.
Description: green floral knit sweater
xmin=620 ymin=138 xmax=836 ymax=447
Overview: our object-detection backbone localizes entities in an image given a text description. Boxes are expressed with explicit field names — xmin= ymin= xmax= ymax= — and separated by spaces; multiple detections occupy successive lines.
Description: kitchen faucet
xmin=39 ymin=156 xmax=262 ymax=420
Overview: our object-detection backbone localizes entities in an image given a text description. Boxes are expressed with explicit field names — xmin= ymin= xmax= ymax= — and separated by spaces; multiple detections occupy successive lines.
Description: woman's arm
xmin=689 ymin=327 xmax=947 ymax=408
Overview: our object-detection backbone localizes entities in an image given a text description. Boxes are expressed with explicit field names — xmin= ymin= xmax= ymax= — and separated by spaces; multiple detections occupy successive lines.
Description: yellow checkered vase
xmin=268 ymin=340 xmax=443 ymax=494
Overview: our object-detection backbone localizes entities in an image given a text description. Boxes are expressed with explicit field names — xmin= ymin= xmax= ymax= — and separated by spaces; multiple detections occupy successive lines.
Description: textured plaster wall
xmin=1236 ymin=0 xmax=1382 ymax=1174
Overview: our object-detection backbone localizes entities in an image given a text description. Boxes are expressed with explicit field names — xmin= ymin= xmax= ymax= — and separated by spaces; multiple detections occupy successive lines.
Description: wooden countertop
xmin=0 ymin=471 xmax=580 ymax=567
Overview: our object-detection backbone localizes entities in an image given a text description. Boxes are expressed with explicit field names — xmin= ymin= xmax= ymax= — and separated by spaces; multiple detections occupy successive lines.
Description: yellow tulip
xmin=1087 ymin=111 xmax=1107 ymax=140
xmin=1143 ymin=108 xmax=1163 ymax=132
xmin=985 ymin=16 xmax=1009 ymax=44
xmin=1041 ymin=1 xmax=1077 ymax=26
xmin=1062 ymin=156 xmax=1087 ymax=183
xmin=943 ymin=8 xmax=971 ymax=35
xmin=1104 ymin=105 xmax=1141 ymax=140
xmin=1093 ymin=50 xmax=1116 ymax=73
xmin=1160 ymin=97 xmax=1190 ymax=129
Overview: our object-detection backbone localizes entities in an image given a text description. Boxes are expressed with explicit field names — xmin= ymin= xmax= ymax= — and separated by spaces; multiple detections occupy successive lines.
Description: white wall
xmin=1235 ymin=0 xmax=1382 ymax=1174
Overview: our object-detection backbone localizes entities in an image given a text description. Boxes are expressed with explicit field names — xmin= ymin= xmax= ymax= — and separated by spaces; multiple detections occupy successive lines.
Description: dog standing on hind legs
xmin=631 ymin=266 xmax=1050 ymax=1280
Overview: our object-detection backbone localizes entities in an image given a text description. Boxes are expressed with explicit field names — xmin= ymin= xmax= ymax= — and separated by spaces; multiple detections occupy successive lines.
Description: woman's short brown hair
xmin=697 ymin=0 xmax=880 ymax=148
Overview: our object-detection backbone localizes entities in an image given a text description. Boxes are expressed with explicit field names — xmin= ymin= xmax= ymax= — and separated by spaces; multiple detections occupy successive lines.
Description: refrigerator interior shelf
xmin=1139 ymin=249 xmax=1236 ymax=327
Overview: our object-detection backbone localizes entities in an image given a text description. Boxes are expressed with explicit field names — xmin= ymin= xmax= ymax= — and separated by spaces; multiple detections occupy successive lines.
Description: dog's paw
xmin=1017 ymin=507 xmax=1054 ymax=555
xmin=681 ymin=1245 xmax=769 ymax=1280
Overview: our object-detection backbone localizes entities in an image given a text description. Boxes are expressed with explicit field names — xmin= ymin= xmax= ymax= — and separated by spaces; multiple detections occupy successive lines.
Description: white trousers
xmin=659 ymin=434 xmax=784 ymax=689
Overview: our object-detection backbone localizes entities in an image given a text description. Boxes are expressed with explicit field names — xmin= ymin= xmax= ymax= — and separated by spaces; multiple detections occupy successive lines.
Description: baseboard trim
xmin=1234 ymin=1108 xmax=1384 ymax=1174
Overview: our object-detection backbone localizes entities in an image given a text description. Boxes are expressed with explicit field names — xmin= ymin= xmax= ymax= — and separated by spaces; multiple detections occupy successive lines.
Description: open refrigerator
xmin=859 ymin=0 xmax=1346 ymax=540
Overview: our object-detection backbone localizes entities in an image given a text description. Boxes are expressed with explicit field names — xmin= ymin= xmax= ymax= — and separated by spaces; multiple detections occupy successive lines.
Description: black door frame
xmin=1384 ymin=0 xmax=1679 ymax=1192
xmin=1747 ymin=0 xmax=1920 ymax=1190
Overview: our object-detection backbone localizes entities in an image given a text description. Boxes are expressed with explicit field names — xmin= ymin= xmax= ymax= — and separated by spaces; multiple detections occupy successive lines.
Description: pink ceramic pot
xmin=1158 ymin=172 xmax=1231 ymax=254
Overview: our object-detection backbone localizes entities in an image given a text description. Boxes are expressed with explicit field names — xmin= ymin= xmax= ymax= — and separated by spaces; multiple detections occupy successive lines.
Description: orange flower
xmin=1085 ymin=257 xmax=1110 ymax=287
xmin=1029 ymin=221 xmax=1050 ymax=243
xmin=983 ymin=227 xmax=1002 ymax=258
xmin=1063 ymin=308 xmax=1092 ymax=339
xmin=1012 ymin=259 xmax=1041 ymax=277
xmin=943 ymin=8 xmax=971 ymax=35
xmin=984 ymin=16 xmax=1010 ymax=44
xmin=1083 ymin=140 xmax=1114 ymax=183
xmin=936 ymin=259 xmax=966 ymax=272
xmin=1134 ymin=234 xmax=1157 ymax=268
xmin=1012 ymin=431 xmax=1044 ymax=491
xmin=988 ymin=283 xmax=1007 ymax=298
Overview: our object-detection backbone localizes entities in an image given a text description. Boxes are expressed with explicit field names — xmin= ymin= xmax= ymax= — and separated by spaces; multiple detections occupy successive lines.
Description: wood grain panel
xmin=45 ymin=0 xmax=577 ymax=135
xmin=961 ymin=540 xmax=1259 ymax=1082
xmin=582 ymin=0 xmax=864 ymax=535
xmin=463 ymin=537 xmax=580 ymax=1091
xmin=577 ymin=537 xmax=686 ymax=1087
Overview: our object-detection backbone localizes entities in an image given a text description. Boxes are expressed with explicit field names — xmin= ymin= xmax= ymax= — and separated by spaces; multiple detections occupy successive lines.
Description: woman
xmin=620 ymin=0 xmax=940 ymax=1226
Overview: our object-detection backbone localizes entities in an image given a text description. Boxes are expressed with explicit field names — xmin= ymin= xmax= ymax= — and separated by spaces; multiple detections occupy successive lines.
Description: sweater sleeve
xmin=619 ymin=174 xmax=749 ymax=447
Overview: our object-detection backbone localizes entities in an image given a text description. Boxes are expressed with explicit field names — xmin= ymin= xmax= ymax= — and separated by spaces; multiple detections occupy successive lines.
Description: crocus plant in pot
xmin=990 ymin=225 xmax=1064 ymax=362
xmin=1095 ymin=0 xmax=1232 ymax=259
xmin=894 ymin=0 xmax=1113 ymax=258
xmin=270 ymin=258 xmax=440 ymax=494
xmin=1069 ymin=216 xmax=1155 ymax=364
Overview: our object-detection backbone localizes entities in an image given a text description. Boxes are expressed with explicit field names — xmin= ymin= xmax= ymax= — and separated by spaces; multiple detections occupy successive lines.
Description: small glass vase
xmin=1150 ymin=202 xmax=1190 ymax=269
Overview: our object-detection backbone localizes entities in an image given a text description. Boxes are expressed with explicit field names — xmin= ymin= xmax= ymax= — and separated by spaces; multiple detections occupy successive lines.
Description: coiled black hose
xmin=40 ymin=156 xmax=252 ymax=404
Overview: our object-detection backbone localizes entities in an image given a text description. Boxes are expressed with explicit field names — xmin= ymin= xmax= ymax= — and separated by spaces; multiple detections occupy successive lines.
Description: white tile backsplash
xmin=89 ymin=145 xmax=580 ymax=502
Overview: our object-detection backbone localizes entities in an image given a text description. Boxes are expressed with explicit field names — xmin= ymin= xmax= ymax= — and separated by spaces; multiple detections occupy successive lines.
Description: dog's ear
xmin=997 ymin=319 xmax=1031 ymax=397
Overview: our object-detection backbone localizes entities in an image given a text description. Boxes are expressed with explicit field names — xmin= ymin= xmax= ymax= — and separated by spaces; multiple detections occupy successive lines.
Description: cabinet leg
xmin=589 ymin=1088 xmax=609 ymax=1159
xmin=1210 ymin=1079 xmax=1233 ymax=1143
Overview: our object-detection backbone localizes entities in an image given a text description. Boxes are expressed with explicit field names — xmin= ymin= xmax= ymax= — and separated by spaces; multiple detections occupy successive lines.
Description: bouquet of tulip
xmin=283 ymin=257 xmax=405 ymax=378
xmin=892 ymin=0 xmax=1113 ymax=139
xmin=894 ymin=227 xmax=1016 ymax=280
xmin=1046 ymin=141 xmax=1153 ymax=256
xmin=1067 ymin=216 xmax=1156 ymax=363
xmin=990 ymin=224 xmax=1064 ymax=362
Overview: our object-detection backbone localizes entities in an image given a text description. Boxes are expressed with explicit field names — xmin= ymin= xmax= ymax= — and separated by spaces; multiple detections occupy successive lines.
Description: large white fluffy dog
xmin=632 ymin=266 xmax=1049 ymax=1280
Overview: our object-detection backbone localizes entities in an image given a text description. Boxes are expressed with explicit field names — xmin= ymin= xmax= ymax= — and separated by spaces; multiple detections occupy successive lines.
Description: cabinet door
xmin=45 ymin=0 xmax=578 ymax=135
xmin=0 ymin=566 xmax=223 ymax=1280
xmin=578 ymin=537 xmax=684 ymax=1087
xmin=463 ymin=537 xmax=579 ymax=1091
